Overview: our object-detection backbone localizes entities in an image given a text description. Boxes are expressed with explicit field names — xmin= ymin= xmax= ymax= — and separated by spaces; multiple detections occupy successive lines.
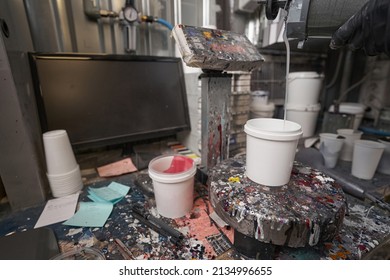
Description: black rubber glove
xmin=329 ymin=0 xmax=390 ymax=56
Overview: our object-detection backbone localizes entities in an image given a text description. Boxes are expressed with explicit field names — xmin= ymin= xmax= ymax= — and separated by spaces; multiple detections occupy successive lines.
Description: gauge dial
xmin=123 ymin=6 xmax=138 ymax=22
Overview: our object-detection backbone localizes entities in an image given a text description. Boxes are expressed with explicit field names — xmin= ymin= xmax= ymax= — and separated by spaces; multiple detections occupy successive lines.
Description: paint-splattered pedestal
xmin=208 ymin=155 xmax=346 ymax=249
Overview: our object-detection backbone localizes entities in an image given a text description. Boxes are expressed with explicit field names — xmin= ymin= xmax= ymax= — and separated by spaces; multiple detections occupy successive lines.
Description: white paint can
xmin=244 ymin=118 xmax=302 ymax=186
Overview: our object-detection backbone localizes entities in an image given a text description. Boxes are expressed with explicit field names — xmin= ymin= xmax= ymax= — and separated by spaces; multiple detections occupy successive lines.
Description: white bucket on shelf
xmin=285 ymin=103 xmax=321 ymax=138
xmin=148 ymin=155 xmax=197 ymax=218
xmin=287 ymin=72 xmax=324 ymax=105
xmin=329 ymin=103 xmax=366 ymax=130
xmin=244 ymin=118 xmax=302 ymax=186
xmin=250 ymin=90 xmax=269 ymax=105
xmin=250 ymin=102 xmax=275 ymax=119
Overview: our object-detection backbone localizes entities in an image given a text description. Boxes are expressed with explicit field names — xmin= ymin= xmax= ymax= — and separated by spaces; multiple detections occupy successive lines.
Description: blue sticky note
xmin=87 ymin=193 xmax=107 ymax=203
xmin=88 ymin=182 xmax=130 ymax=204
xmin=63 ymin=202 xmax=113 ymax=227
xmin=107 ymin=182 xmax=130 ymax=196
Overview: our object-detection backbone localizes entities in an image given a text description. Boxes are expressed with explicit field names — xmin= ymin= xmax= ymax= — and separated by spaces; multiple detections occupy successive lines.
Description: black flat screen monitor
xmin=29 ymin=53 xmax=190 ymax=148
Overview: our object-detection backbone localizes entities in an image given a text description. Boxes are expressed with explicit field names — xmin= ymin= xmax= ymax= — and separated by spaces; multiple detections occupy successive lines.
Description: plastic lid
xmin=285 ymin=103 xmax=321 ymax=111
xmin=329 ymin=103 xmax=366 ymax=114
xmin=244 ymin=118 xmax=302 ymax=141
xmin=288 ymin=71 xmax=324 ymax=79
xmin=148 ymin=154 xmax=197 ymax=183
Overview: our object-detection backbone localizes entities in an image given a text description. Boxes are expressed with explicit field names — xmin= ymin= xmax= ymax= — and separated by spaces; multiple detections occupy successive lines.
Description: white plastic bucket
xmin=351 ymin=140 xmax=386 ymax=180
xmin=148 ymin=155 xmax=197 ymax=218
xmin=250 ymin=90 xmax=269 ymax=106
xmin=285 ymin=103 xmax=321 ymax=138
xmin=336 ymin=129 xmax=363 ymax=161
xmin=287 ymin=72 xmax=324 ymax=105
xmin=244 ymin=118 xmax=303 ymax=186
xmin=250 ymin=102 xmax=275 ymax=119
xmin=329 ymin=103 xmax=366 ymax=130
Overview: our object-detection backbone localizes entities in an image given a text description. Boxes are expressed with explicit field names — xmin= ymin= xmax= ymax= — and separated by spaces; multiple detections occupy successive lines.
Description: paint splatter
xmin=66 ymin=228 xmax=83 ymax=236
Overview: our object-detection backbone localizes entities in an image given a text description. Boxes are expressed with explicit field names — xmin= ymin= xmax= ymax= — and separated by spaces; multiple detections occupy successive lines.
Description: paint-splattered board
xmin=208 ymin=155 xmax=347 ymax=248
xmin=172 ymin=24 xmax=264 ymax=72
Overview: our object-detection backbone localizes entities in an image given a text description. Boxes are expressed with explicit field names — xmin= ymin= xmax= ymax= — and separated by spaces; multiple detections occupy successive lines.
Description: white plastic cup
xmin=46 ymin=165 xmax=83 ymax=197
xmin=244 ymin=118 xmax=303 ymax=186
xmin=377 ymin=139 xmax=390 ymax=175
xmin=336 ymin=129 xmax=363 ymax=161
xmin=351 ymin=140 xmax=386 ymax=180
xmin=43 ymin=130 xmax=77 ymax=175
xmin=286 ymin=103 xmax=321 ymax=138
xmin=287 ymin=72 xmax=324 ymax=105
xmin=319 ymin=133 xmax=345 ymax=168
xmin=148 ymin=155 xmax=197 ymax=218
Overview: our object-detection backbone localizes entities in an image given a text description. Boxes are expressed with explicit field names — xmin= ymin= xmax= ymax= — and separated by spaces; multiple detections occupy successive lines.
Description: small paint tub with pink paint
xmin=148 ymin=155 xmax=196 ymax=218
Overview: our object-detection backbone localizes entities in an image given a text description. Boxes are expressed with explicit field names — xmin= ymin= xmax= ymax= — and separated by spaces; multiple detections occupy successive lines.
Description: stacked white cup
xmin=43 ymin=130 xmax=83 ymax=197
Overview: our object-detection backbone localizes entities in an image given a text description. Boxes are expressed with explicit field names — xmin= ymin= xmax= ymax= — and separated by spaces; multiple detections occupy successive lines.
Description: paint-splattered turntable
xmin=208 ymin=155 xmax=346 ymax=248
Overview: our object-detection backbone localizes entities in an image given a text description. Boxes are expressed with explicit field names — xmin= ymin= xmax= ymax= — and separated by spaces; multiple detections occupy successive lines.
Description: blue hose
xmin=155 ymin=18 xmax=173 ymax=30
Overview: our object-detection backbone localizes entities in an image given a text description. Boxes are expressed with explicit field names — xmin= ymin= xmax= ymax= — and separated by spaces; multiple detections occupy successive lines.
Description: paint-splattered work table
xmin=0 ymin=164 xmax=389 ymax=260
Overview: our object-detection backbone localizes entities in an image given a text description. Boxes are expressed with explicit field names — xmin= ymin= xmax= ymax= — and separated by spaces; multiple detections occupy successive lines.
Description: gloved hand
xmin=329 ymin=0 xmax=390 ymax=56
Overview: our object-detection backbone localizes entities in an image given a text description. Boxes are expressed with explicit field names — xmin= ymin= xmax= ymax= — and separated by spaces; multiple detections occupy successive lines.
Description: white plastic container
xmin=336 ymin=129 xmax=363 ymax=161
xmin=244 ymin=118 xmax=303 ymax=186
xmin=250 ymin=102 xmax=275 ymax=119
xmin=377 ymin=139 xmax=390 ymax=175
xmin=287 ymin=72 xmax=324 ymax=105
xmin=148 ymin=155 xmax=197 ymax=218
xmin=285 ymin=103 xmax=321 ymax=138
xmin=250 ymin=90 xmax=269 ymax=105
xmin=329 ymin=103 xmax=366 ymax=130
xmin=351 ymin=140 xmax=386 ymax=180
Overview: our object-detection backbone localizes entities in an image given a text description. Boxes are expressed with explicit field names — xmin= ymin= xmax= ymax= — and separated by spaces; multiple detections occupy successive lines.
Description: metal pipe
xmin=83 ymin=0 xmax=118 ymax=19
xmin=108 ymin=0 xmax=117 ymax=54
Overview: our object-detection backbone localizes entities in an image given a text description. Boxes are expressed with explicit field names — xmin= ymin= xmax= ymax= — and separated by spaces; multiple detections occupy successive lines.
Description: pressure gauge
xmin=123 ymin=6 xmax=138 ymax=23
